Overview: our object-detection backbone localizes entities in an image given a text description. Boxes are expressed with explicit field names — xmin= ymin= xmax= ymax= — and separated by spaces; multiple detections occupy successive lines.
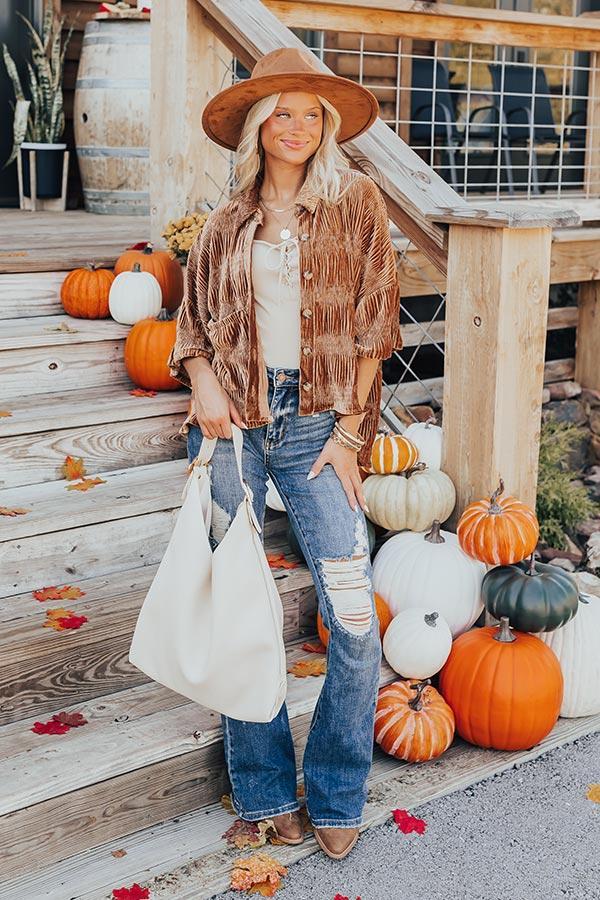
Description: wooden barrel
xmin=74 ymin=19 xmax=150 ymax=215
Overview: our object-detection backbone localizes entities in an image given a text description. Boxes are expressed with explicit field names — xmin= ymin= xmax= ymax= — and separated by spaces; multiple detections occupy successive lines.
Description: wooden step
xmin=0 ymin=314 xmax=135 ymax=401
xmin=0 ymin=383 xmax=189 ymax=438
xmin=0 ymin=645 xmax=397 ymax=881
xmin=4 ymin=711 xmax=600 ymax=899
xmin=0 ymin=409 xmax=188 ymax=489
xmin=0 ymin=517 xmax=316 ymax=725
xmin=0 ymin=272 xmax=65 ymax=319
xmin=0 ymin=459 xmax=188 ymax=595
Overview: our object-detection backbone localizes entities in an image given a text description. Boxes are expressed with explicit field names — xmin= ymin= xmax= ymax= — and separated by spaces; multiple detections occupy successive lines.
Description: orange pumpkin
xmin=115 ymin=242 xmax=183 ymax=312
xmin=361 ymin=430 xmax=419 ymax=475
xmin=124 ymin=308 xmax=180 ymax=391
xmin=374 ymin=679 xmax=455 ymax=762
xmin=60 ymin=263 xmax=115 ymax=318
xmin=457 ymin=477 xmax=539 ymax=565
xmin=317 ymin=592 xmax=392 ymax=646
xmin=438 ymin=616 xmax=563 ymax=751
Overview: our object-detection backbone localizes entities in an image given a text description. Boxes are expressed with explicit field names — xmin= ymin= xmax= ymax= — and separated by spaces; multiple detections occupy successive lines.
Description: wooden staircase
xmin=0 ymin=242 xmax=396 ymax=896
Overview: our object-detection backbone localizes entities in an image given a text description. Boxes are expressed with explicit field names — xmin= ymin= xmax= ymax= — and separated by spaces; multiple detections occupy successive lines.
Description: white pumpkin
xmin=265 ymin=478 xmax=286 ymax=511
xmin=109 ymin=263 xmax=162 ymax=324
xmin=363 ymin=463 xmax=455 ymax=532
xmin=404 ymin=417 xmax=443 ymax=470
xmin=536 ymin=572 xmax=600 ymax=717
xmin=372 ymin=520 xmax=485 ymax=637
xmin=383 ymin=608 xmax=452 ymax=679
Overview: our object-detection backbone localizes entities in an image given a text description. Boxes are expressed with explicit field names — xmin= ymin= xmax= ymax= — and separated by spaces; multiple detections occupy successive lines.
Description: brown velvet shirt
xmin=167 ymin=168 xmax=403 ymax=468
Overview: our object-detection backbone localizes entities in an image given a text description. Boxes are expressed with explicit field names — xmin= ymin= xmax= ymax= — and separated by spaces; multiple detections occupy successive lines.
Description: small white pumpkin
xmin=363 ymin=463 xmax=455 ymax=532
xmin=404 ymin=417 xmax=443 ymax=470
xmin=372 ymin=520 xmax=485 ymax=637
xmin=265 ymin=478 xmax=286 ymax=511
xmin=536 ymin=572 xmax=600 ymax=717
xmin=108 ymin=263 xmax=162 ymax=325
xmin=383 ymin=608 xmax=452 ymax=679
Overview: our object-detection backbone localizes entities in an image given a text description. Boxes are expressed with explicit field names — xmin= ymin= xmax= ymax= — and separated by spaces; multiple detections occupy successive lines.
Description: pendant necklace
xmin=259 ymin=196 xmax=297 ymax=241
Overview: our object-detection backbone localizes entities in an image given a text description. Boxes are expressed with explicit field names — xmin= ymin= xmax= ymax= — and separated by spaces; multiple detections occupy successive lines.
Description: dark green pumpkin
xmin=482 ymin=554 xmax=580 ymax=633
xmin=286 ymin=517 xmax=376 ymax=562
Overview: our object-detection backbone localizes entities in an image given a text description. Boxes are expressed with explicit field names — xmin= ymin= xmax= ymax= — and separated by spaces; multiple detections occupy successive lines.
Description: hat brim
xmin=201 ymin=71 xmax=379 ymax=151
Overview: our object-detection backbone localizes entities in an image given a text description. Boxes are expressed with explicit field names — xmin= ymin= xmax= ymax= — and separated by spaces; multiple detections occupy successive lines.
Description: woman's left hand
xmin=307 ymin=439 xmax=368 ymax=514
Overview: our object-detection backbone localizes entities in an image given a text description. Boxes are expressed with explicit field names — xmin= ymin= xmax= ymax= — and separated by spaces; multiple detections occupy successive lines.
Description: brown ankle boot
xmin=313 ymin=825 xmax=360 ymax=859
xmin=271 ymin=810 xmax=304 ymax=845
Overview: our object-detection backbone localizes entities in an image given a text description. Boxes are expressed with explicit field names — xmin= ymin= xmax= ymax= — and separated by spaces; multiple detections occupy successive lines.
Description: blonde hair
xmin=231 ymin=92 xmax=351 ymax=205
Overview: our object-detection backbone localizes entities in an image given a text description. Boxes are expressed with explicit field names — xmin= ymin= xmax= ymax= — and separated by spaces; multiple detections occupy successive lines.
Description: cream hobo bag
xmin=128 ymin=423 xmax=287 ymax=722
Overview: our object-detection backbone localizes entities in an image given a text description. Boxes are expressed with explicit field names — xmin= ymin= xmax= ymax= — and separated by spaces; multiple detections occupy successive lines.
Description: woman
xmin=167 ymin=47 xmax=403 ymax=860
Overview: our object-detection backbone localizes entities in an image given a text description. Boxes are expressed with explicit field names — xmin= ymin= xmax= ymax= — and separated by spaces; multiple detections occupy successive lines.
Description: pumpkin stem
xmin=405 ymin=461 xmax=427 ymax=478
xmin=155 ymin=307 xmax=172 ymax=321
xmin=142 ymin=242 xmax=154 ymax=254
xmin=424 ymin=520 xmax=445 ymax=544
xmin=408 ymin=679 xmax=431 ymax=711
xmin=424 ymin=611 xmax=439 ymax=627
xmin=85 ymin=262 xmax=98 ymax=271
xmin=424 ymin=416 xmax=437 ymax=427
xmin=489 ymin=478 xmax=505 ymax=514
xmin=493 ymin=615 xmax=516 ymax=643
xmin=578 ymin=592 xmax=591 ymax=605
xmin=131 ymin=262 xmax=142 ymax=273
xmin=527 ymin=551 xmax=538 ymax=576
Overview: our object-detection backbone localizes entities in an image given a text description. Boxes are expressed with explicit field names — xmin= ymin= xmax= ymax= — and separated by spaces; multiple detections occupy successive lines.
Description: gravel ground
xmin=215 ymin=731 xmax=600 ymax=900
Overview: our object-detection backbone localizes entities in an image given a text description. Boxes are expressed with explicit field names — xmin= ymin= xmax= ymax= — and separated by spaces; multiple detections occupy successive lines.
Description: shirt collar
xmin=229 ymin=178 xmax=319 ymax=228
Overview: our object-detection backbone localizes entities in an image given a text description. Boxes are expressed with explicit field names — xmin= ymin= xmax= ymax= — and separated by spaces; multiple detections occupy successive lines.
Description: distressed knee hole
xmin=319 ymin=515 xmax=373 ymax=635
xmin=210 ymin=501 xmax=232 ymax=544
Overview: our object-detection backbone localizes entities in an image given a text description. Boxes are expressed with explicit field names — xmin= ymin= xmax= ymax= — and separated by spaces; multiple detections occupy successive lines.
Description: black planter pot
xmin=20 ymin=143 xmax=67 ymax=199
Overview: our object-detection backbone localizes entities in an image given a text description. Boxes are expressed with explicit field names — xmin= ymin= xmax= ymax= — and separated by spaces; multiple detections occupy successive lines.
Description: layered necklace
xmin=258 ymin=195 xmax=299 ymax=289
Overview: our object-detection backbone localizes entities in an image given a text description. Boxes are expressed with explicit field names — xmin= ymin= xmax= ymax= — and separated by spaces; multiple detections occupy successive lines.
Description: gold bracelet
xmin=334 ymin=421 xmax=365 ymax=447
xmin=330 ymin=428 xmax=359 ymax=451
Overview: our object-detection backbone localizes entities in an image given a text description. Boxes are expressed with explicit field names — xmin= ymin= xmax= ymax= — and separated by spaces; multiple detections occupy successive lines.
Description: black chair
xmin=410 ymin=57 xmax=513 ymax=193
xmin=409 ymin=57 xmax=463 ymax=190
xmin=486 ymin=63 xmax=586 ymax=193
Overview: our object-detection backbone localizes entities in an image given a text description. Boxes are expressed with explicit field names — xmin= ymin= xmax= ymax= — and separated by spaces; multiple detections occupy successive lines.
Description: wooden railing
xmin=150 ymin=0 xmax=592 ymax=525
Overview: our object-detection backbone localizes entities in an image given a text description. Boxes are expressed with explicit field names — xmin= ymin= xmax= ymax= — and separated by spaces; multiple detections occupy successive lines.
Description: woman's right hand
xmin=185 ymin=359 xmax=247 ymax=439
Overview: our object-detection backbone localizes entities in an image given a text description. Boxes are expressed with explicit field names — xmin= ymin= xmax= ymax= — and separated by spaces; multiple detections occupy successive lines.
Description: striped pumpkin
xmin=374 ymin=679 xmax=455 ymax=762
xmin=362 ymin=431 xmax=419 ymax=475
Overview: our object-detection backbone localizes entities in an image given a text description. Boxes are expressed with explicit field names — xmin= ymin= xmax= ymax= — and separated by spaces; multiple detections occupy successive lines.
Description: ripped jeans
xmin=186 ymin=366 xmax=382 ymax=828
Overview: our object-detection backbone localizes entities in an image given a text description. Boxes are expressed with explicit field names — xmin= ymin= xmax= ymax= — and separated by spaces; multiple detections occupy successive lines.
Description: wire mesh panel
xmin=304 ymin=30 xmax=594 ymax=200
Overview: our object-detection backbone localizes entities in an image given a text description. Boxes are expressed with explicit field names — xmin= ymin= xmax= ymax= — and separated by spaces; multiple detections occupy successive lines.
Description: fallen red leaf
xmin=61 ymin=455 xmax=86 ymax=480
xmin=392 ymin=808 xmax=427 ymax=835
xmin=111 ymin=849 xmax=127 ymax=858
xmin=129 ymin=388 xmax=157 ymax=397
xmin=301 ymin=640 xmax=327 ymax=654
xmin=54 ymin=614 xmax=88 ymax=630
xmin=33 ymin=585 xmax=86 ymax=602
xmin=66 ymin=476 xmax=106 ymax=492
xmin=53 ymin=711 xmax=88 ymax=727
xmin=230 ymin=852 xmax=287 ymax=895
xmin=112 ymin=884 xmax=150 ymax=900
xmin=334 ymin=895 xmax=362 ymax=900
xmin=43 ymin=608 xmax=88 ymax=631
xmin=31 ymin=719 xmax=71 ymax=735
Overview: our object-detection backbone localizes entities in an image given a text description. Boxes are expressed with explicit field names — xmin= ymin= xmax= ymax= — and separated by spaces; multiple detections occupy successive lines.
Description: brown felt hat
xmin=201 ymin=46 xmax=379 ymax=151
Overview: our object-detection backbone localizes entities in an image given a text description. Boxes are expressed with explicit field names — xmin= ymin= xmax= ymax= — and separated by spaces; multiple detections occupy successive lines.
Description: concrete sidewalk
xmin=216 ymin=730 xmax=600 ymax=900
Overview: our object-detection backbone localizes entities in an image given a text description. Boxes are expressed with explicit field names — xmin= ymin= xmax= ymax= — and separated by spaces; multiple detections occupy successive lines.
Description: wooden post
xmin=575 ymin=282 xmax=600 ymax=391
xmin=442 ymin=224 xmax=552 ymax=526
xmin=150 ymin=0 xmax=232 ymax=246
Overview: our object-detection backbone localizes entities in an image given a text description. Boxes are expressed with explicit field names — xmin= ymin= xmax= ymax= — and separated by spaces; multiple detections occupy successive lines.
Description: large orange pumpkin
xmin=457 ymin=477 xmax=539 ymax=565
xmin=60 ymin=263 xmax=115 ymax=318
xmin=115 ymin=242 xmax=183 ymax=312
xmin=317 ymin=592 xmax=393 ymax=646
xmin=124 ymin=308 xmax=180 ymax=391
xmin=438 ymin=616 xmax=563 ymax=751
xmin=374 ymin=678 xmax=455 ymax=762
xmin=361 ymin=430 xmax=419 ymax=475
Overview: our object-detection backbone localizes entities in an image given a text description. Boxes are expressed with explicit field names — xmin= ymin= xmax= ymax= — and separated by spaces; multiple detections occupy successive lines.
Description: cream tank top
xmin=251 ymin=236 xmax=301 ymax=369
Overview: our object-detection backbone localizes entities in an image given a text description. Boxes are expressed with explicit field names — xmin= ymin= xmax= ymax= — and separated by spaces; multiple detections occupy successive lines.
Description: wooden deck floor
xmin=0 ymin=209 xmax=151 ymax=274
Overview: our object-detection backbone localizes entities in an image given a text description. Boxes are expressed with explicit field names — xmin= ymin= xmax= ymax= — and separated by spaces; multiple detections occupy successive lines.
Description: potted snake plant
xmin=2 ymin=5 xmax=74 ymax=202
